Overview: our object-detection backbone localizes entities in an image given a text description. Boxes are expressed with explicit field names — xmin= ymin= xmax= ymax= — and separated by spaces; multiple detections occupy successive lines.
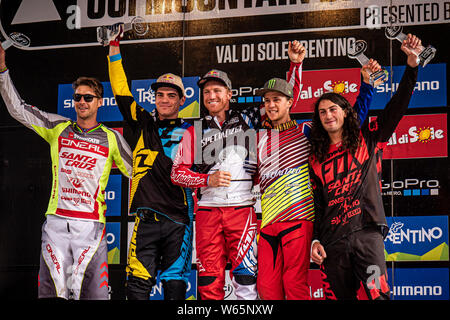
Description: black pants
xmin=126 ymin=209 xmax=192 ymax=300
xmin=320 ymin=227 xmax=390 ymax=300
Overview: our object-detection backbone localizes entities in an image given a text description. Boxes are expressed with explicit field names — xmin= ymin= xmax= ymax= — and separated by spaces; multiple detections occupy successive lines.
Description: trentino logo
xmin=384 ymin=216 xmax=449 ymax=261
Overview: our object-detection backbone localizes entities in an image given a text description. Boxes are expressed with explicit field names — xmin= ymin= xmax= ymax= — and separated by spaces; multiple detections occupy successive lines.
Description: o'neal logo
xmin=382 ymin=178 xmax=440 ymax=196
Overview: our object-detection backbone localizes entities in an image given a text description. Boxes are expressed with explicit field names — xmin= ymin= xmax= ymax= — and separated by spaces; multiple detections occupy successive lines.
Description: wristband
xmin=109 ymin=40 xmax=120 ymax=47
xmin=0 ymin=66 xmax=8 ymax=74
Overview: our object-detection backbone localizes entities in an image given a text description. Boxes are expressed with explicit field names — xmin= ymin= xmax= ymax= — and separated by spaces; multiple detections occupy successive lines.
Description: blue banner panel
xmin=130 ymin=76 xmax=200 ymax=118
xmin=384 ymin=216 xmax=449 ymax=261
xmin=150 ymin=269 xmax=197 ymax=300
xmin=371 ymin=63 xmax=446 ymax=109
xmin=388 ymin=268 xmax=449 ymax=300
xmin=57 ymin=77 xmax=200 ymax=121
xmin=106 ymin=222 xmax=121 ymax=265
xmin=105 ymin=174 xmax=122 ymax=217
xmin=57 ymin=82 xmax=123 ymax=122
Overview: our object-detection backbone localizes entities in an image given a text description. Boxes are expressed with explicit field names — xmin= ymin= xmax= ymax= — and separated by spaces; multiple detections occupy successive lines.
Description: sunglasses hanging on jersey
xmin=73 ymin=93 xmax=101 ymax=102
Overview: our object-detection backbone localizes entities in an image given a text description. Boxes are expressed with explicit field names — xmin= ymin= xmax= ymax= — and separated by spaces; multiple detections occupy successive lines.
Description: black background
xmin=0 ymin=1 xmax=448 ymax=300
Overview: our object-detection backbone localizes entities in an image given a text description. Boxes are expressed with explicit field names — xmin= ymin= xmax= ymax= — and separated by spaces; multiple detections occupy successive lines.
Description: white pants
xmin=38 ymin=215 xmax=109 ymax=300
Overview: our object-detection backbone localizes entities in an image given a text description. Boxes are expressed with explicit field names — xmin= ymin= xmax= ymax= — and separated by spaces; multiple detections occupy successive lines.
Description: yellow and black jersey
xmin=108 ymin=53 xmax=193 ymax=224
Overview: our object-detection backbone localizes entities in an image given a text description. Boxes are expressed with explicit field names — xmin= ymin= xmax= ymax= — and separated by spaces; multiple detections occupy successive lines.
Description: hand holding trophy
xmin=1 ymin=32 xmax=31 ymax=50
xmin=97 ymin=16 xmax=149 ymax=46
xmin=385 ymin=26 xmax=436 ymax=67
xmin=347 ymin=40 xmax=388 ymax=88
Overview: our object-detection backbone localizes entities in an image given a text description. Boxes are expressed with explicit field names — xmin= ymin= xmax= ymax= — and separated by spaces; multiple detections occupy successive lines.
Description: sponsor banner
xmin=381 ymin=159 xmax=448 ymax=215
xmin=374 ymin=113 xmax=447 ymax=159
xmin=382 ymin=176 xmax=440 ymax=197
xmin=308 ymin=269 xmax=326 ymax=300
xmin=57 ymin=81 xmax=123 ymax=121
xmin=388 ymin=268 xmax=449 ymax=300
xmin=150 ymin=269 xmax=197 ymax=300
xmin=106 ymin=222 xmax=120 ymax=264
xmin=292 ymin=67 xmax=361 ymax=113
xmin=57 ymin=77 xmax=200 ymax=121
xmin=105 ymin=174 xmax=122 ymax=217
xmin=130 ymin=76 xmax=200 ymax=118
xmin=384 ymin=216 xmax=449 ymax=261
xmin=371 ymin=63 xmax=446 ymax=109
xmin=1 ymin=0 xmax=448 ymax=50
xmin=308 ymin=268 xmax=450 ymax=300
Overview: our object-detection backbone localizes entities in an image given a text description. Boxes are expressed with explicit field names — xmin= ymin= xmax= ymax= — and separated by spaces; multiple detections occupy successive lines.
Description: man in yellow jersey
xmin=0 ymin=44 xmax=132 ymax=299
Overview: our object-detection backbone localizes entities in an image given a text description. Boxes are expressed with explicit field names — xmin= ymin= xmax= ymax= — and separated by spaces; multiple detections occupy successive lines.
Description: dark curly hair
xmin=309 ymin=92 xmax=361 ymax=164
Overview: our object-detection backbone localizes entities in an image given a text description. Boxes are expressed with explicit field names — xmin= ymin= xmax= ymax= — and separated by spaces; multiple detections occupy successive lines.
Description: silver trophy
xmin=385 ymin=26 xmax=436 ymax=67
xmin=97 ymin=16 xmax=149 ymax=46
xmin=1 ymin=32 xmax=31 ymax=49
xmin=348 ymin=40 xmax=388 ymax=88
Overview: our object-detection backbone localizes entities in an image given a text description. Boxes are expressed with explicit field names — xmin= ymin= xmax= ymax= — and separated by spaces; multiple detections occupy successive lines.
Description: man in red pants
xmin=171 ymin=42 xmax=306 ymax=299
xmin=255 ymin=56 xmax=380 ymax=299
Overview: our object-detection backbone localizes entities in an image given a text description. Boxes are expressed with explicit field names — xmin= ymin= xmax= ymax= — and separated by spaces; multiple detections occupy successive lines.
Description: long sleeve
xmin=287 ymin=61 xmax=302 ymax=108
xmin=371 ymin=65 xmax=418 ymax=142
xmin=0 ymin=69 xmax=69 ymax=142
xmin=109 ymin=128 xmax=133 ymax=178
xmin=353 ymin=80 xmax=374 ymax=126
xmin=170 ymin=125 xmax=209 ymax=188
xmin=108 ymin=53 xmax=152 ymax=131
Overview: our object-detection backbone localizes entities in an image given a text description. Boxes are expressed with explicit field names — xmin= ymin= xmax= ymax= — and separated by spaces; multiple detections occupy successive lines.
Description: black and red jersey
xmin=310 ymin=65 xmax=418 ymax=247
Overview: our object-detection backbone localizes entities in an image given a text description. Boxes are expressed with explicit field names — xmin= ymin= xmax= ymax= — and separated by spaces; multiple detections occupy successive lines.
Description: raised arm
xmin=370 ymin=34 xmax=419 ymax=142
xmin=107 ymin=25 xmax=151 ymax=131
xmin=0 ymin=44 xmax=68 ymax=142
xmin=352 ymin=59 xmax=381 ymax=125
xmin=287 ymin=40 xmax=305 ymax=109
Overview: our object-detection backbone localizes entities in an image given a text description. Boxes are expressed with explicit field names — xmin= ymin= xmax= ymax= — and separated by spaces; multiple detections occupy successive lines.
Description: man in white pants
xmin=0 ymin=44 xmax=132 ymax=299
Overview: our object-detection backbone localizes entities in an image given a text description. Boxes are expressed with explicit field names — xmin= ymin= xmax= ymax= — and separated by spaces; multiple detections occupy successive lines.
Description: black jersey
xmin=108 ymin=54 xmax=193 ymax=224
xmin=310 ymin=65 xmax=418 ymax=247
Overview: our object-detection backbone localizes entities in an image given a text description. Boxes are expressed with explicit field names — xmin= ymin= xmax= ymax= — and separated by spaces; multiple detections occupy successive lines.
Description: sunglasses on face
xmin=73 ymin=93 xmax=100 ymax=102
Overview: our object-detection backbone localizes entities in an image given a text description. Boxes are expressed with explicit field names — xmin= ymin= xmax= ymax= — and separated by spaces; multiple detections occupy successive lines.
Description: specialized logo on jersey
xmin=261 ymin=163 xmax=314 ymax=229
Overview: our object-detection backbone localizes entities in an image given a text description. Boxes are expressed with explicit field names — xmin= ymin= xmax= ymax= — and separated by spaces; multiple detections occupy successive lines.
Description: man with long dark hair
xmin=309 ymin=34 xmax=420 ymax=300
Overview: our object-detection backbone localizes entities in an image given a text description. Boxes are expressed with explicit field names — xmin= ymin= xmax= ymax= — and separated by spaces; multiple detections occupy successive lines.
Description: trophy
xmin=1 ymin=32 xmax=31 ymax=50
xmin=348 ymin=40 xmax=388 ymax=88
xmin=385 ymin=26 xmax=436 ymax=67
xmin=97 ymin=16 xmax=149 ymax=46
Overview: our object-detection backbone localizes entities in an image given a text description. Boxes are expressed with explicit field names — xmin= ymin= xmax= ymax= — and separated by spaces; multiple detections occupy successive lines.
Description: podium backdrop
xmin=0 ymin=0 xmax=448 ymax=300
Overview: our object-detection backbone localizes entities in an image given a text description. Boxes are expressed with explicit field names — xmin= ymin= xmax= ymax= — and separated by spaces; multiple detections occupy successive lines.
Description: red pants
xmin=257 ymin=220 xmax=313 ymax=300
xmin=196 ymin=205 xmax=258 ymax=300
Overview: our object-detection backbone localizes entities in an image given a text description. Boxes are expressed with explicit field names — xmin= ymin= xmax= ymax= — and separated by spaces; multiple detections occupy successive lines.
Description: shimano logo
xmin=392 ymin=285 xmax=443 ymax=297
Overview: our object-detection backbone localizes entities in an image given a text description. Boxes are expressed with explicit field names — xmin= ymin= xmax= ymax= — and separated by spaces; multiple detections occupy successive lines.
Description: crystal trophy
xmin=348 ymin=40 xmax=388 ymax=88
xmin=1 ymin=32 xmax=31 ymax=50
xmin=97 ymin=16 xmax=149 ymax=46
xmin=385 ymin=26 xmax=436 ymax=67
